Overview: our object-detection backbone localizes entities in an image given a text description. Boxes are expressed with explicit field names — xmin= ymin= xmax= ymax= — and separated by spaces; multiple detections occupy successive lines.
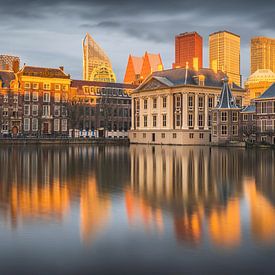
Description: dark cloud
xmin=0 ymin=0 xmax=274 ymax=81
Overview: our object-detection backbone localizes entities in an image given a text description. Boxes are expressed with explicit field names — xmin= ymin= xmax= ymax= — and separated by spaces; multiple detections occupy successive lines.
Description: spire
xmin=216 ymin=77 xmax=239 ymax=109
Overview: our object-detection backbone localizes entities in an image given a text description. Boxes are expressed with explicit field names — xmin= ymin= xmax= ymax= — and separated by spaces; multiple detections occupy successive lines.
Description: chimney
xmin=59 ymin=66 xmax=64 ymax=71
xmin=193 ymin=57 xmax=199 ymax=71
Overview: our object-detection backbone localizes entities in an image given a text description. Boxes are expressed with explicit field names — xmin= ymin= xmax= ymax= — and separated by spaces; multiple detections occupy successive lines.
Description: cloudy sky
xmin=0 ymin=0 xmax=274 ymax=84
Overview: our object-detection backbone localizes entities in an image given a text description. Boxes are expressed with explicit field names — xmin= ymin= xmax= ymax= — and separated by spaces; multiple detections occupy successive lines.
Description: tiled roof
xmin=71 ymin=79 xmax=137 ymax=89
xmin=131 ymin=56 xmax=143 ymax=74
xmin=146 ymin=53 xmax=163 ymax=72
xmin=215 ymin=78 xmax=240 ymax=109
xmin=140 ymin=67 xmax=243 ymax=90
xmin=241 ymin=105 xmax=256 ymax=113
xmin=21 ymin=66 xmax=70 ymax=79
xmin=0 ymin=70 xmax=15 ymax=88
xmin=256 ymin=83 xmax=275 ymax=99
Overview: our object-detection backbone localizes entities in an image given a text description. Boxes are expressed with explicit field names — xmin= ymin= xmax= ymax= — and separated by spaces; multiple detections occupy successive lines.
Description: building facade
xmin=173 ymin=32 xmax=203 ymax=70
xmin=209 ymin=31 xmax=241 ymax=86
xmin=129 ymin=68 xmax=245 ymax=145
xmin=251 ymin=37 xmax=275 ymax=74
xmin=82 ymin=33 xmax=116 ymax=83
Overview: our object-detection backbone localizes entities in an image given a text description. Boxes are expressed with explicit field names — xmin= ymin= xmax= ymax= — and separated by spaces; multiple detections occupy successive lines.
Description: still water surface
xmin=0 ymin=145 xmax=275 ymax=274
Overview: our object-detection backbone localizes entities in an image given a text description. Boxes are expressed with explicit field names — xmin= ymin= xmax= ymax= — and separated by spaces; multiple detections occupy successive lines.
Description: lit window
xmin=43 ymin=83 xmax=51 ymax=90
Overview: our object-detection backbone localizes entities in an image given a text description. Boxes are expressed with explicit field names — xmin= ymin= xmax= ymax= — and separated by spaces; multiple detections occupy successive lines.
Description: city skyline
xmin=0 ymin=0 xmax=274 ymax=83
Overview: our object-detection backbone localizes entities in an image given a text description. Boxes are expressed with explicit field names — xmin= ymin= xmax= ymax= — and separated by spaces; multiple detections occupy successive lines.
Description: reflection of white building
xmin=129 ymin=68 xmax=245 ymax=145
xmin=82 ymin=33 xmax=116 ymax=83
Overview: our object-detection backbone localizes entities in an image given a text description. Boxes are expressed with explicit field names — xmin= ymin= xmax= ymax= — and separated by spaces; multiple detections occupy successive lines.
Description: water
xmin=0 ymin=145 xmax=275 ymax=274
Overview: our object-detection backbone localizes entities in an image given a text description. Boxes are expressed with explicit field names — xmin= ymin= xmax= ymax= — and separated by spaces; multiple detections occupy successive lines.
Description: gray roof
xmin=257 ymin=83 xmax=275 ymax=99
xmin=241 ymin=105 xmax=256 ymax=113
xmin=139 ymin=67 xmax=243 ymax=90
xmin=215 ymin=78 xmax=240 ymax=109
xmin=0 ymin=71 xmax=15 ymax=88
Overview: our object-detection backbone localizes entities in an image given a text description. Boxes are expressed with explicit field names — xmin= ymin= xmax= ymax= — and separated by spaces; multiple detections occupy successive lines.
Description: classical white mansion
xmin=129 ymin=68 xmax=247 ymax=145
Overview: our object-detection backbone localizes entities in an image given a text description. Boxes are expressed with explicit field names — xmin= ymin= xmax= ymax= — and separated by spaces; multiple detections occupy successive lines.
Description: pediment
xmin=140 ymin=78 xmax=168 ymax=91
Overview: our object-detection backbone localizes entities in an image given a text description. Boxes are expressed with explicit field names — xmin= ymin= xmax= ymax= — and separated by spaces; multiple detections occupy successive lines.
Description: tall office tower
xmin=82 ymin=33 xmax=116 ymax=82
xmin=209 ymin=31 xmax=241 ymax=86
xmin=251 ymin=36 xmax=275 ymax=74
xmin=0 ymin=55 xmax=20 ymax=72
xmin=173 ymin=32 xmax=203 ymax=70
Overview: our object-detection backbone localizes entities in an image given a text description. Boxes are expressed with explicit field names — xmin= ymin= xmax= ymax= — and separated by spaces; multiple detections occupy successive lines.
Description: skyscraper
xmin=209 ymin=31 xmax=241 ymax=86
xmin=173 ymin=32 xmax=203 ymax=70
xmin=250 ymin=36 xmax=275 ymax=74
xmin=82 ymin=33 xmax=116 ymax=82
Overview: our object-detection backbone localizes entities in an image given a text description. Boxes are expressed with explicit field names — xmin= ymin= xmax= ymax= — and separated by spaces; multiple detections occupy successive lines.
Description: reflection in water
xmin=0 ymin=145 xmax=274 ymax=250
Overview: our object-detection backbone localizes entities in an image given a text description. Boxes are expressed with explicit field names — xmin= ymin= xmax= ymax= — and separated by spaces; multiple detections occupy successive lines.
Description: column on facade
xmin=194 ymin=93 xmax=199 ymax=130
xmin=131 ymin=97 xmax=135 ymax=130
xmin=182 ymin=92 xmax=188 ymax=129
xmin=204 ymin=94 xmax=209 ymax=130
xmin=214 ymin=94 xmax=218 ymax=107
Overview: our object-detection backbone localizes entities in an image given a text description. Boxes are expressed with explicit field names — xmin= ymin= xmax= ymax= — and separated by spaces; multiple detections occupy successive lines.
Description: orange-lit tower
xmin=173 ymin=32 xmax=203 ymax=71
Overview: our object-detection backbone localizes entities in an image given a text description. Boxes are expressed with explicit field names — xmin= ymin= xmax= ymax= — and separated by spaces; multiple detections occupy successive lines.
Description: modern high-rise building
xmin=173 ymin=32 xmax=203 ymax=70
xmin=0 ymin=55 xmax=20 ymax=72
xmin=209 ymin=31 xmax=241 ymax=86
xmin=82 ymin=33 xmax=116 ymax=83
xmin=250 ymin=36 xmax=275 ymax=74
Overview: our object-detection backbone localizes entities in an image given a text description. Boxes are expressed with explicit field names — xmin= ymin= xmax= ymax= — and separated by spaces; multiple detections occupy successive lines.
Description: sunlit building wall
xmin=209 ymin=31 xmax=241 ymax=86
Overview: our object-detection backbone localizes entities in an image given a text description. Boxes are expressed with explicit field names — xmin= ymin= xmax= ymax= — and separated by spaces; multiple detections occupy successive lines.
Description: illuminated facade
xmin=82 ymin=33 xmax=116 ymax=83
xmin=124 ymin=52 xmax=163 ymax=85
xmin=173 ymin=32 xmax=203 ymax=70
xmin=245 ymin=69 xmax=275 ymax=100
xmin=129 ymin=67 xmax=245 ymax=145
xmin=209 ymin=31 xmax=241 ymax=86
xmin=251 ymin=36 xmax=275 ymax=74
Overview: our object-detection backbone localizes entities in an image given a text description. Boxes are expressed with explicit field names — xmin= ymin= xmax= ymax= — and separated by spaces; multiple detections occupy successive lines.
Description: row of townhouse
xmin=0 ymin=66 xmax=136 ymax=138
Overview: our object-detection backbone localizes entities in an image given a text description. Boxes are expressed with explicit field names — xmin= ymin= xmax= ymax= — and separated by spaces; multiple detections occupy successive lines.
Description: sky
xmin=0 ymin=0 xmax=274 ymax=84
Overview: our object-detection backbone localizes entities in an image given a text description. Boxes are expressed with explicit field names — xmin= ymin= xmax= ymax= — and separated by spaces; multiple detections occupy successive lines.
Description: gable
xmin=139 ymin=78 xmax=169 ymax=91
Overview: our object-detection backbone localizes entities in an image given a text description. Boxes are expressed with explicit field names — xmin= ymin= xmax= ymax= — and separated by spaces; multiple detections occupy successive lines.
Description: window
xmin=24 ymin=105 xmax=30 ymax=116
xmin=243 ymin=114 xmax=248 ymax=121
xmin=136 ymin=115 xmax=140 ymax=128
xmin=153 ymin=98 xmax=157 ymax=109
xmin=199 ymin=133 xmax=204 ymax=139
xmin=2 ymin=121 xmax=8 ymax=131
xmin=163 ymin=97 xmax=167 ymax=108
xmin=55 ymin=84 xmax=61 ymax=91
xmin=208 ymin=114 xmax=212 ymax=127
xmin=189 ymin=133 xmax=194 ymax=139
xmin=173 ymin=133 xmax=177 ymax=139
xmin=3 ymin=108 xmax=8 ymax=116
xmin=221 ymin=111 xmax=228 ymax=122
xmin=54 ymin=119 xmax=60 ymax=131
xmin=208 ymin=97 xmax=214 ymax=108
xmin=43 ymin=105 xmax=51 ymax=117
xmin=136 ymin=99 xmax=140 ymax=111
xmin=143 ymin=99 xmax=148 ymax=110
xmin=24 ymin=118 xmax=30 ymax=131
xmin=213 ymin=112 xmax=217 ymax=122
xmin=43 ymin=92 xmax=50 ymax=102
xmin=33 ymin=92 xmax=39 ymax=101
xmin=188 ymin=96 xmax=194 ymax=108
xmin=32 ymin=118 xmax=38 ymax=131
xmin=24 ymin=82 xmax=31 ymax=89
xmin=188 ymin=113 xmax=193 ymax=127
xmin=198 ymin=96 xmax=204 ymax=109
xmin=54 ymin=93 xmax=61 ymax=102
xmin=161 ymin=133 xmax=165 ymax=139
xmin=198 ymin=114 xmax=203 ymax=127
xmin=176 ymin=114 xmax=181 ymax=127
xmin=262 ymin=102 xmax=267 ymax=113
xmin=32 ymin=105 xmax=38 ymax=116
xmin=232 ymin=112 xmax=238 ymax=122
xmin=176 ymin=96 xmax=181 ymax=108
xmin=61 ymin=119 xmax=67 ymax=132
xmin=54 ymin=106 xmax=61 ymax=117
xmin=153 ymin=115 xmax=157 ymax=127
xmin=144 ymin=115 xmax=147 ymax=127
xmin=24 ymin=91 xmax=30 ymax=101
xmin=3 ymin=95 xmax=8 ymax=103
xmin=43 ymin=83 xmax=50 ymax=90
xmin=62 ymin=93 xmax=68 ymax=102
xmin=33 ymin=83 xmax=39 ymax=90
xmin=13 ymin=95 xmax=18 ymax=104
xmin=261 ymin=120 xmax=267 ymax=132
xmin=233 ymin=125 xmax=238 ymax=136
xmin=221 ymin=125 xmax=227 ymax=136
xmin=143 ymin=133 xmax=146 ymax=138
xmin=61 ymin=106 xmax=67 ymax=117
xmin=163 ymin=114 xmax=167 ymax=127
xmin=213 ymin=125 xmax=217 ymax=136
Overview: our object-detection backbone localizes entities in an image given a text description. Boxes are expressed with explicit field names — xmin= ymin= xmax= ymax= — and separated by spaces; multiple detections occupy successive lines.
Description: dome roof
xmin=246 ymin=69 xmax=275 ymax=84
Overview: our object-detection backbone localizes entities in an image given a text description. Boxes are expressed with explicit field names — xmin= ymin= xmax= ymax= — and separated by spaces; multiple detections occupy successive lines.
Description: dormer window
xmin=198 ymin=75 xmax=205 ymax=86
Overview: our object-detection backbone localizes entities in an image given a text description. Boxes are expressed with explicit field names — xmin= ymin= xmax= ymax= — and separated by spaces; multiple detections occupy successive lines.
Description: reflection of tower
xmin=80 ymin=181 xmax=111 ymax=244
xmin=245 ymin=179 xmax=275 ymax=243
xmin=82 ymin=33 xmax=116 ymax=82
xmin=208 ymin=200 xmax=241 ymax=247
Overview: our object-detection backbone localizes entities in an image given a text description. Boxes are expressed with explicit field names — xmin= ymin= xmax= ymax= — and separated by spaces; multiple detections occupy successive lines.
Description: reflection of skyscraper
xmin=82 ymin=33 xmax=116 ymax=82
xmin=80 ymin=181 xmax=111 ymax=244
